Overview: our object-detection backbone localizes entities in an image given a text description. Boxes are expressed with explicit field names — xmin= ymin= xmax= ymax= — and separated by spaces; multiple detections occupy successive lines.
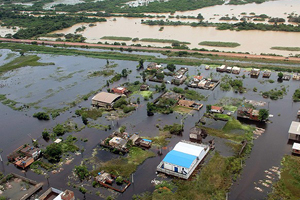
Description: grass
xmin=137 ymin=91 xmax=153 ymax=98
xmin=0 ymin=55 xmax=54 ymax=75
xmin=271 ymin=46 xmax=300 ymax=51
xmin=268 ymin=155 xmax=300 ymax=200
xmin=140 ymin=38 xmax=190 ymax=44
xmin=173 ymin=105 xmax=192 ymax=113
xmin=199 ymin=41 xmax=241 ymax=47
xmin=0 ymin=94 xmax=25 ymax=110
xmin=88 ymin=69 xmax=114 ymax=77
xmin=92 ymin=147 xmax=155 ymax=178
xmin=101 ymin=36 xmax=132 ymax=41
xmin=214 ymin=113 xmax=231 ymax=120
xmin=145 ymin=131 xmax=172 ymax=147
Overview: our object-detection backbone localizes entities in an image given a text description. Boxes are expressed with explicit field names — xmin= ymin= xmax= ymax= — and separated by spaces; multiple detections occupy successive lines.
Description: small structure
xmin=157 ymin=140 xmax=210 ymax=179
xmin=161 ymin=91 xmax=183 ymax=102
xmin=232 ymin=66 xmax=241 ymax=74
xmin=129 ymin=133 xmax=152 ymax=148
xmin=204 ymin=65 xmax=210 ymax=70
xmin=193 ymin=76 xmax=203 ymax=83
xmin=216 ymin=65 xmax=227 ymax=72
xmin=147 ymin=62 xmax=162 ymax=71
xmin=109 ymin=137 xmax=127 ymax=149
xmin=39 ymin=188 xmax=75 ymax=200
xmin=189 ymin=127 xmax=206 ymax=141
xmin=54 ymin=138 xmax=62 ymax=144
xmin=140 ymin=84 xmax=149 ymax=91
xmin=282 ymin=74 xmax=291 ymax=81
xmin=112 ymin=87 xmax=128 ymax=95
xmin=95 ymin=172 xmax=131 ymax=193
xmin=292 ymin=143 xmax=300 ymax=155
xmin=92 ymin=92 xmax=121 ymax=109
xmin=288 ymin=121 xmax=300 ymax=141
xmin=210 ymin=106 xmax=224 ymax=114
xmin=237 ymin=106 xmax=260 ymax=121
xmin=139 ymin=139 xmax=152 ymax=148
xmin=293 ymin=73 xmax=300 ymax=80
xmin=263 ymin=70 xmax=271 ymax=78
xmin=250 ymin=68 xmax=260 ymax=77
xmin=178 ymin=99 xmax=203 ymax=111
xmin=226 ymin=66 xmax=232 ymax=73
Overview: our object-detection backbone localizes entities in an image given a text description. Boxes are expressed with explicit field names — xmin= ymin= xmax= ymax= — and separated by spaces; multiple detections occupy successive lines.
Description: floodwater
xmin=1 ymin=47 xmax=300 ymax=199
xmin=53 ymin=15 xmax=300 ymax=56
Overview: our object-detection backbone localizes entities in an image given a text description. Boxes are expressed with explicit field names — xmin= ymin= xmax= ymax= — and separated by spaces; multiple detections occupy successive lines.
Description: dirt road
xmin=1 ymin=37 xmax=299 ymax=62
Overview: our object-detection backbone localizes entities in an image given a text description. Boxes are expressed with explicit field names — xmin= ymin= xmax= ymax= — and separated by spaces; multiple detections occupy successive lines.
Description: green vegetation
xmin=0 ymin=55 xmax=54 ymax=75
xmin=33 ymin=112 xmax=50 ymax=120
xmin=75 ymin=108 xmax=103 ymax=120
xmin=92 ymin=147 xmax=155 ymax=178
xmin=0 ymin=11 xmax=106 ymax=39
xmin=163 ymin=123 xmax=183 ymax=135
xmin=88 ymin=69 xmax=115 ymax=78
xmin=44 ymin=143 xmax=63 ymax=163
xmin=199 ymin=41 xmax=241 ymax=47
xmin=220 ymin=75 xmax=244 ymax=92
xmin=258 ymin=109 xmax=269 ymax=121
xmin=101 ymin=36 xmax=132 ymax=41
xmin=140 ymin=38 xmax=190 ymax=44
xmin=172 ymin=87 xmax=206 ymax=101
xmin=271 ymin=46 xmax=300 ymax=51
xmin=262 ymin=86 xmax=287 ymax=100
xmin=74 ymin=165 xmax=90 ymax=181
xmin=229 ymin=0 xmax=271 ymax=5
xmin=293 ymin=88 xmax=300 ymax=101
xmin=268 ymin=155 xmax=300 ymax=200
xmin=214 ymin=113 xmax=231 ymax=120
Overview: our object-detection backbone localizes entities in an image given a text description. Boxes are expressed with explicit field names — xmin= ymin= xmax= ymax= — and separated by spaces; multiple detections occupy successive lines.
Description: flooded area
xmin=0 ymin=46 xmax=300 ymax=199
xmin=53 ymin=16 xmax=300 ymax=56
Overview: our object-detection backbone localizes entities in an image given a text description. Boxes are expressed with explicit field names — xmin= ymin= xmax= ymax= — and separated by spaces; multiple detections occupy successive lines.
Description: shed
xmin=92 ymin=92 xmax=121 ymax=109
xmin=189 ymin=127 xmax=203 ymax=141
xmin=109 ymin=137 xmax=127 ymax=148
xmin=211 ymin=106 xmax=224 ymax=113
xmin=112 ymin=87 xmax=128 ymax=95
xmin=232 ymin=66 xmax=241 ymax=74
xmin=288 ymin=121 xmax=300 ymax=141
xmin=292 ymin=143 xmax=300 ymax=155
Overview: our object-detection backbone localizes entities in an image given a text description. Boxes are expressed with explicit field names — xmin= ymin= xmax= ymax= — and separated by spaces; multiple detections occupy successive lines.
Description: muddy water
xmin=0 ymin=48 xmax=300 ymax=199
xmin=53 ymin=16 xmax=300 ymax=56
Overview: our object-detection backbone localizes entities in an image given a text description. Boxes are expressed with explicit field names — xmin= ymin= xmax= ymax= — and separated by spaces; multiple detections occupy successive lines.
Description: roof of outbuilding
xmin=289 ymin=121 xmax=300 ymax=136
xmin=92 ymin=92 xmax=121 ymax=104
xmin=292 ymin=142 xmax=300 ymax=150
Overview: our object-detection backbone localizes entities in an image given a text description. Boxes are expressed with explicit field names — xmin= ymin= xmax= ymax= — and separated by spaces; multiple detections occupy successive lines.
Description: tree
xmin=259 ymin=109 xmax=269 ymax=121
xmin=197 ymin=13 xmax=204 ymax=20
xmin=161 ymin=82 xmax=166 ymax=91
xmin=121 ymin=69 xmax=128 ymax=77
xmin=167 ymin=63 xmax=176 ymax=72
xmin=44 ymin=143 xmax=63 ymax=163
xmin=206 ymin=104 xmax=211 ymax=113
xmin=138 ymin=59 xmax=144 ymax=69
xmin=120 ymin=125 xmax=126 ymax=133
xmin=142 ymin=71 xmax=147 ymax=82
xmin=81 ymin=113 xmax=88 ymax=125
xmin=75 ymin=165 xmax=90 ymax=181
xmin=33 ymin=112 xmax=50 ymax=120
xmin=156 ymin=73 xmax=164 ymax=80
xmin=42 ymin=129 xmax=50 ymax=139
xmin=147 ymin=102 xmax=155 ymax=116
xmin=53 ymin=124 xmax=66 ymax=136
xmin=137 ymin=97 xmax=140 ymax=104
xmin=278 ymin=72 xmax=283 ymax=80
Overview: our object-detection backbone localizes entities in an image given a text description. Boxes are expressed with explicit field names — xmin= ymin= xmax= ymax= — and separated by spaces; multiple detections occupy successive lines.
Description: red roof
xmin=194 ymin=76 xmax=203 ymax=80
xmin=112 ymin=87 xmax=127 ymax=94
xmin=211 ymin=106 xmax=223 ymax=111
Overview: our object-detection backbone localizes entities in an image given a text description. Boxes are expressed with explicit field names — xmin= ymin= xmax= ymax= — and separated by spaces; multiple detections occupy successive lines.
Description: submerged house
xmin=288 ymin=121 xmax=300 ymax=142
xmin=92 ymin=92 xmax=121 ymax=109
xmin=237 ymin=106 xmax=260 ymax=121
xmin=7 ymin=145 xmax=41 ymax=169
xmin=39 ymin=188 xmax=75 ymax=200
xmin=178 ymin=99 xmax=203 ymax=111
xmin=210 ymin=106 xmax=224 ymax=114
xmin=293 ymin=73 xmax=300 ymax=80
xmin=292 ymin=143 xmax=300 ymax=155
xmin=232 ymin=66 xmax=241 ymax=74
xmin=189 ymin=127 xmax=206 ymax=141
xmin=263 ymin=70 xmax=271 ymax=78
xmin=157 ymin=140 xmax=210 ymax=179
xmin=250 ymin=68 xmax=260 ymax=77
xmin=112 ymin=87 xmax=128 ymax=95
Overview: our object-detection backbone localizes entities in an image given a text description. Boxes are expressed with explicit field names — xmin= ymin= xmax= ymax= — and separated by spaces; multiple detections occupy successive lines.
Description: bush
xmin=116 ymin=176 xmax=123 ymax=184
xmin=123 ymin=106 xmax=135 ymax=113
xmin=53 ymin=124 xmax=66 ymax=136
xmin=42 ymin=129 xmax=50 ymax=140
xmin=33 ymin=112 xmax=50 ymax=120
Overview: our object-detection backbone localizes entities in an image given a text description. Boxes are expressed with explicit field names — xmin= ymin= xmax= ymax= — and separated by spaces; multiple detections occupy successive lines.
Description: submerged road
xmin=1 ymin=37 xmax=300 ymax=63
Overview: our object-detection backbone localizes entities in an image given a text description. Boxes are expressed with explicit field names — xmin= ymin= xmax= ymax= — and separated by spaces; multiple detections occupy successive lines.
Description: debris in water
xmin=254 ymin=187 xmax=263 ymax=192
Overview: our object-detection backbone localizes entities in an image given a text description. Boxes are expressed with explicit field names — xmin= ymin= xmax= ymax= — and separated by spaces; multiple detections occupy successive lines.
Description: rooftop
xmin=289 ymin=121 xmax=300 ymax=135
xmin=163 ymin=150 xmax=197 ymax=168
xmin=292 ymin=142 xmax=300 ymax=150
xmin=173 ymin=141 xmax=205 ymax=157
xmin=92 ymin=92 xmax=121 ymax=104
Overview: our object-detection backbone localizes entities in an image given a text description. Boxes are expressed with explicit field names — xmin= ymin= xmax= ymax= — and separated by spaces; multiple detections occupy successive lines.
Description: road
xmin=1 ymin=37 xmax=300 ymax=62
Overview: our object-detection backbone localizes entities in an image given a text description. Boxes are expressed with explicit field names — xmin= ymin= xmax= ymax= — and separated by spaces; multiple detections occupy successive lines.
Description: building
xmin=250 ymin=68 xmax=260 ymax=77
xmin=293 ymin=73 xmax=300 ymax=80
xmin=140 ymin=84 xmax=149 ymax=91
xmin=157 ymin=141 xmax=210 ymax=179
xmin=7 ymin=145 xmax=41 ymax=169
xmin=226 ymin=66 xmax=232 ymax=73
xmin=292 ymin=143 xmax=300 ymax=155
xmin=282 ymin=74 xmax=291 ymax=81
xmin=216 ymin=65 xmax=226 ymax=72
xmin=147 ymin=62 xmax=162 ymax=70
xmin=263 ymin=70 xmax=271 ymax=78
xmin=139 ymin=139 xmax=152 ymax=148
xmin=237 ymin=106 xmax=260 ymax=121
xmin=178 ymin=99 xmax=203 ymax=110
xmin=193 ymin=76 xmax=203 ymax=83
xmin=109 ymin=137 xmax=127 ymax=149
xmin=189 ymin=127 xmax=206 ymax=141
xmin=288 ymin=121 xmax=300 ymax=141
xmin=91 ymin=92 xmax=121 ymax=109
xmin=112 ymin=87 xmax=128 ymax=95
xmin=39 ymin=188 xmax=75 ymax=200
xmin=161 ymin=91 xmax=183 ymax=102
xmin=210 ymin=106 xmax=224 ymax=113
xmin=232 ymin=66 xmax=241 ymax=74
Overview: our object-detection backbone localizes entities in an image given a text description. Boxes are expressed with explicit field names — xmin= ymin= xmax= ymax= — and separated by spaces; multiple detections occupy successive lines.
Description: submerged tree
xmin=259 ymin=109 xmax=269 ymax=121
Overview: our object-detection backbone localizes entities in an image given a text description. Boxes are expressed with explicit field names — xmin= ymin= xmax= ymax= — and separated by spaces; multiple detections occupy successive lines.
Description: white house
xmin=288 ymin=121 xmax=300 ymax=142
xmin=292 ymin=143 xmax=300 ymax=155
xmin=157 ymin=140 xmax=210 ymax=179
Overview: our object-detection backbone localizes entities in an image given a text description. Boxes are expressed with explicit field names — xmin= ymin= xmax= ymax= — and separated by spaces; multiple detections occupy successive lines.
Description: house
xmin=189 ymin=127 xmax=206 ymax=141
xmin=292 ymin=143 xmax=300 ymax=155
xmin=288 ymin=121 xmax=300 ymax=141
xmin=237 ymin=106 xmax=260 ymax=121
xmin=92 ymin=92 xmax=121 ymax=109
xmin=193 ymin=76 xmax=203 ymax=83
xmin=232 ymin=66 xmax=241 ymax=74
xmin=282 ymin=74 xmax=291 ymax=81
xmin=226 ymin=66 xmax=232 ymax=73
xmin=147 ymin=62 xmax=162 ymax=71
xmin=139 ymin=139 xmax=152 ymax=148
xmin=178 ymin=99 xmax=203 ymax=111
xmin=205 ymin=65 xmax=210 ymax=70
xmin=210 ymin=106 xmax=224 ymax=113
xmin=140 ymin=84 xmax=149 ymax=91
xmin=109 ymin=137 xmax=127 ymax=149
xmin=15 ymin=157 xmax=34 ymax=169
xmin=250 ymin=68 xmax=260 ymax=77
xmin=157 ymin=141 xmax=210 ymax=179
xmin=216 ymin=65 xmax=226 ymax=72
xmin=95 ymin=171 xmax=131 ymax=193
xmin=263 ymin=70 xmax=271 ymax=78
xmin=161 ymin=91 xmax=183 ymax=102
xmin=198 ymin=80 xmax=207 ymax=88
xmin=39 ymin=188 xmax=75 ymax=200
xmin=20 ymin=146 xmax=41 ymax=159
xmin=7 ymin=145 xmax=41 ymax=169
xmin=293 ymin=73 xmax=300 ymax=80
xmin=129 ymin=133 xmax=140 ymax=145
xmin=112 ymin=87 xmax=128 ymax=95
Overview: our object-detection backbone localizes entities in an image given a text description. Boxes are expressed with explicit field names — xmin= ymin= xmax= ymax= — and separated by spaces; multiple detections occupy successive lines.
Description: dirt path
xmin=1 ymin=37 xmax=300 ymax=62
